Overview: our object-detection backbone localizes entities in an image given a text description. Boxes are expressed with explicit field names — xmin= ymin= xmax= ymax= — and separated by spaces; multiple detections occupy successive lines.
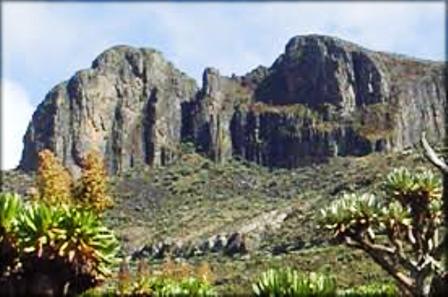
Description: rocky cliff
xmin=19 ymin=35 xmax=446 ymax=174
xmin=20 ymin=46 xmax=198 ymax=175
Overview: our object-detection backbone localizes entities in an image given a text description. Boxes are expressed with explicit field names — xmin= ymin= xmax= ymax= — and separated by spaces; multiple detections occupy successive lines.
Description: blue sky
xmin=1 ymin=1 xmax=445 ymax=169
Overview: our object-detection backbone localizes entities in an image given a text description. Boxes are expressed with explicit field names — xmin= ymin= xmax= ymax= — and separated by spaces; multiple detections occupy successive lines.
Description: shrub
xmin=338 ymin=282 xmax=398 ymax=296
xmin=91 ymin=259 xmax=217 ymax=297
xmin=153 ymin=277 xmax=217 ymax=297
xmin=252 ymin=268 xmax=337 ymax=296
xmin=35 ymin=149 xmax=73 ymax=205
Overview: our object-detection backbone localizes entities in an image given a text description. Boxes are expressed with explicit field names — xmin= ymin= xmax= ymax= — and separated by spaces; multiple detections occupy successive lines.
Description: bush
xmin=338 ymin=282 xmax=398 ymax=296
xmin=151 ymin=277 xmax=217 ymax=297
xmin=86 ymin=258 xmax=217 ymax=297
xmin=252 ymin=268 xmax=337 ymax=297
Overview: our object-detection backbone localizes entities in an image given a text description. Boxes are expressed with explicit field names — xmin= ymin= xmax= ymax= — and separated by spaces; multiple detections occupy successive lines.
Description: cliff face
xmin=19 ymin=35 xmax=446 ymax=174
xmin=19 ymin=46 xmax=198 ymax=175
xmin=186 ymin=35 xmax=446 ymax=168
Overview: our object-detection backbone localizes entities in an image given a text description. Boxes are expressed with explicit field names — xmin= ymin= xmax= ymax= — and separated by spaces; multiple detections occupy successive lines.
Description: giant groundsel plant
xmin=320 ymin=168 xmax=444 ymax=296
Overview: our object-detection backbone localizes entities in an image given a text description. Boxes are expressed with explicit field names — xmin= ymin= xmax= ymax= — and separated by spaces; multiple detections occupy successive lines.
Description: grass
xmin=2 ymin=144 xmax=442 ymax=295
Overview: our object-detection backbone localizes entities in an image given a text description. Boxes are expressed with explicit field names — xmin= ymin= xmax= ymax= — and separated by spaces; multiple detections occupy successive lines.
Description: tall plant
xmin=74 ymin=150 xmax=113 ymax=213
xmin=35 ymin=149 xmax=73 ymax=205
xmin=320 ymin=168 xmax=444 ymax=296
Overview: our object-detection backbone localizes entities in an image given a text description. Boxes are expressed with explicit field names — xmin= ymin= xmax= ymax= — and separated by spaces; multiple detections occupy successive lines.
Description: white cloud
xmin=1 ymin=80 xmax=35 ymax=170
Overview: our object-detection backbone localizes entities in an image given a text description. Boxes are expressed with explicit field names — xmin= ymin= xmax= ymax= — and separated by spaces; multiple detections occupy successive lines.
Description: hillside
xmin=4 ymin=144 xmax=441 ymax=294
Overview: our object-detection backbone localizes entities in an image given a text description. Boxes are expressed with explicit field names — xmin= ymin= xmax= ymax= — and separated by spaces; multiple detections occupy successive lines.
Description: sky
xmin=1 ymin=1 xmax=446 ymax=170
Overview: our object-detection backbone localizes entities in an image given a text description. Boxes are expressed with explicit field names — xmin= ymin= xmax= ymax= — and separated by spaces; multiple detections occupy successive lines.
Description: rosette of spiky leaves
xmin=384 ymin=168 xmax=442 ymax=250
xmin=252 ymin=268 xmax=336 ymax=297
xmin=379 ymin=201 xmax=412 ymax=239
xmin=384 ymin=168 xmax=441 ymax=209
xmin=58 ymin=207 xmax=120 ymax=282
xmin=0 ymin=193 xmax=22 ymax=234
xmin=319 ymin=193 xmax=382 ymax=240
xmin=0 ymin=193 xmax=22 ymax=276
xmin=16 ymin=202 xmax=65 ymax=259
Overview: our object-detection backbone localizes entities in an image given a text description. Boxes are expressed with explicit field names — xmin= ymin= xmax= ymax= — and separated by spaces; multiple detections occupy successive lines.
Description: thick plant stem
xmin=421 ymin=131 xmax=448 ymax=293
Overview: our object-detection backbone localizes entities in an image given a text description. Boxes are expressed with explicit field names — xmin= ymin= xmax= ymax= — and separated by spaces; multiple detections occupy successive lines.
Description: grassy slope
xmin=99 ymin=147 xmax=435 ymax=294
xmin=1 ymin=147 xmax=440 ymax=294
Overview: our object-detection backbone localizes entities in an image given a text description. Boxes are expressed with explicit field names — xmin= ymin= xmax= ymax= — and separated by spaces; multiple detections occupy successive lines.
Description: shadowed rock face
xmin=19 ymin=35 xmax=446 ymax=174
xmin=186 ymin=35 xmax=446 ymax=168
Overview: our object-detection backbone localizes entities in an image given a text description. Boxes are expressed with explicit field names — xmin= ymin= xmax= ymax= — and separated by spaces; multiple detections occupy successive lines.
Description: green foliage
xmin=0 ymin=193 xmax=22 ymax=276
xmin=17 ymin=202 xmax=65 ymax=257
xmin=179 ymin=142 xmax=197 ymax=155
xmin=319 ymin=167 xmax=443 ymax=296
xmin=319 ymin=193 xmax=382 ymax=239
xmin=151 ymin=277 xmax=217 ymax=297
xmin=58 ymin=207 xmax=120 ymax=279
xmin=0 ymin=192 xmax=119 ymax=294
xmin=384 ymin=167 xmax=441 ymax=204
xmin=252 ymin=268 xmax=337 ymax=297
xmin=16 ymin=202 xmax=119 ymax=280
xmin=338 ymin=282 xmax=398 ymax=296
xmin=0 ymin=193 xmax=22 ymax=234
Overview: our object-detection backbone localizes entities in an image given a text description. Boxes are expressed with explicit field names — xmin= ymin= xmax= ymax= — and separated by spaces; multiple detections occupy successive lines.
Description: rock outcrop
xmin=19 ymin=46 xmax=197 ymax=175
xmin=131 ymin=208 xmax=292 ymax=259
xmin=185 ymin=35 xmax=446 ymax=168
xmin=19 ymin=35 xmax=446 ymax=174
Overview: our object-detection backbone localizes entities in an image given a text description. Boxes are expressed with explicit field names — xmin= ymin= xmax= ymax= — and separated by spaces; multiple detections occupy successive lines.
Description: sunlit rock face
xmin=20 ymin=35 xmax=446 ymax=174
xmin=19 ymin=46 xmax=198 ymax=175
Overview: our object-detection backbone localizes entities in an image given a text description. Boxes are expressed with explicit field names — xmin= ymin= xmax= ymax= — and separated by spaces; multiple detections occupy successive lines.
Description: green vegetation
xmin=351 ymin=103 xmax=397 ymax=141
xmin=83 ymin=259 xmax=217 ymax=296
xmin=339 ymin=282 xmax=398 ymax=297
xmin=2 ymin=144 xmax=446 ymax=295
xmin=0 ymin=193 xmax=119 ymax=295
xmin=320 ymin=168 xmax=444 ymax=296
xmin=252 ymin=268 xmax=336 ymax=296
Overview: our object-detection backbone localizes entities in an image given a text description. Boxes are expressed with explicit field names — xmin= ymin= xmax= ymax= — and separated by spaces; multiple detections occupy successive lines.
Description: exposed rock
xmin=20 ymin=46 xmax=198 ymax=175
xmin=187 ymin=34 xmax=446 ymax=167
xmin=131 ymin=209 xmax=292 ymax=259
xmin=224 ymin=232 xmax=247 ymax=256
xmin=19 ymin=35 xmax=446 ymax=173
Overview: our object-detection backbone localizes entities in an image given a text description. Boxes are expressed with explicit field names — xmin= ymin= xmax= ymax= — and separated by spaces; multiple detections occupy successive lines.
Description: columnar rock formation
xmin=19 ymin=35 xmax=446 ymax=174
